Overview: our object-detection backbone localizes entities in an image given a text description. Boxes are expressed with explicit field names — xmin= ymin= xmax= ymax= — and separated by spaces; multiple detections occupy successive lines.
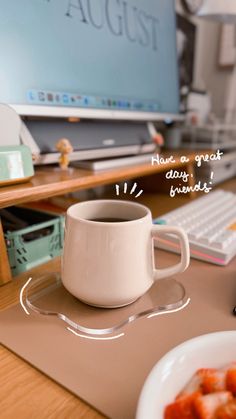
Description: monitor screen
xmin=0 ymin=0 xmax=180 ymax=120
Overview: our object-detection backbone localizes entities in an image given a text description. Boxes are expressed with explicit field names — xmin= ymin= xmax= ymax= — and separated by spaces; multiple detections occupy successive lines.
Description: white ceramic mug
xmin=61 ymin=200 xmax=190 ymax=308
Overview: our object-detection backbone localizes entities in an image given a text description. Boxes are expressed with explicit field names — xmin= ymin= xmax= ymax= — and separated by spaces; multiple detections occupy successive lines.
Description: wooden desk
xmin=1 ymin=178 xmax=236 ymax=419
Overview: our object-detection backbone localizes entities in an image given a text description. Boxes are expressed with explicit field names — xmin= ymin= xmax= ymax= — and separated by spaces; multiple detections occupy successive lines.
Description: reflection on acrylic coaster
xmin=21 ymin=273 xmax=190 ymax=340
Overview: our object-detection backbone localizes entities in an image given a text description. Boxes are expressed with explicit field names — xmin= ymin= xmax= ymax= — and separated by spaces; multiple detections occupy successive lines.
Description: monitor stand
xmin=20 ymin=118 xmax=156 ymax=166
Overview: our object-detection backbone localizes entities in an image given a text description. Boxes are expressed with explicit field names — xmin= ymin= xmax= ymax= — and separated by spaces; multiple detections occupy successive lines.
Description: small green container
xmin=0 ymin=145 xmax=34 ymax=186
xmin=2 ymin=207 xmax=64 ymax=276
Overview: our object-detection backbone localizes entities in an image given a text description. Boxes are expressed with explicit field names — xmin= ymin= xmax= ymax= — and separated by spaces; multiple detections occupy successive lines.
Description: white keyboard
xmin=153 ymin=190 xmax=236 ymax=265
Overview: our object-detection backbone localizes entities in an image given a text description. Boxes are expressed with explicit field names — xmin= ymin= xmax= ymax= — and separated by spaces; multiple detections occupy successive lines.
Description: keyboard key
xmin=153 ymin=189 xmax=236 ymax=265
xmin=212 ymin=231 xmax=236 ymax=249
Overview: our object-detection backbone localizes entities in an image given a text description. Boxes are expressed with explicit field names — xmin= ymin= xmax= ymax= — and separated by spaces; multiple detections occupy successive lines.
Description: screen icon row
xmin=27 ymin=89 xmax=160 ymax=112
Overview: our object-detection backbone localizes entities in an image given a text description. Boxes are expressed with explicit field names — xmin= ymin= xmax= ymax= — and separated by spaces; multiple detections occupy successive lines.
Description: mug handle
xmin=151 ymin=225 xmax=190 ymax=281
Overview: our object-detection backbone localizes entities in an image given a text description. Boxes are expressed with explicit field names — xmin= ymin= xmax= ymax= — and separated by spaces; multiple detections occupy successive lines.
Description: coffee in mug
xmin=62 ymin=200 xmax=190 ymax=308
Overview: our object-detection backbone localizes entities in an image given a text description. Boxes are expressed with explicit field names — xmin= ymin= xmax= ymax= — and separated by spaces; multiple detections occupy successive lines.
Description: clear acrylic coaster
xmin=21 ymin=273 xmax=190 ymax=340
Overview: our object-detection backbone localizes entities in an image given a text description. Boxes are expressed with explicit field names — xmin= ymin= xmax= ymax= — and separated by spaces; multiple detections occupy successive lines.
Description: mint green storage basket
xmin=2 ymin=207 xmax=64 ymax=276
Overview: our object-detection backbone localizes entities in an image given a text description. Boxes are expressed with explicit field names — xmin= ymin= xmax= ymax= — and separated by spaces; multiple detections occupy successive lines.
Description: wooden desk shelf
xmin=0 ymin=151 xmax=197 ymax=209
xmin=0 ymin=150 xmax=197 ymax=285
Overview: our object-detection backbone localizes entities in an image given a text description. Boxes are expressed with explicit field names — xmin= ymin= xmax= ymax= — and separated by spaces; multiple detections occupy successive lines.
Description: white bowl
xmin=136 ymin=331 xmax=236 ymax=419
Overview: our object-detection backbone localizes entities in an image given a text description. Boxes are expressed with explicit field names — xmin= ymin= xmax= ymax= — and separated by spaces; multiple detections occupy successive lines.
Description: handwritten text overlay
xmin=151 ymin=150 xmax=223 ymax=198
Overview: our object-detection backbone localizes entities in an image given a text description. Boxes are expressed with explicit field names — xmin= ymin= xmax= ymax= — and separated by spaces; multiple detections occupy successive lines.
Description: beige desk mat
xmin=0 ymin=251 xmax=236 ymax=419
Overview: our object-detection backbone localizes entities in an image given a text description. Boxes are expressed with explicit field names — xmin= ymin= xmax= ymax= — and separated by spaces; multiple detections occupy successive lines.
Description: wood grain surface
xmin=0 ymin=220 xmax=12 ymax=285
xmin=0 ymin=151 xmax=197 ymax=209
xmin=0 ymin=258 xmax=105 ymax=419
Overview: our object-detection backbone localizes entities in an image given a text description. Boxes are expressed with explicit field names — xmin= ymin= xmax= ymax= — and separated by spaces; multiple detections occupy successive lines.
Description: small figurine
xmin=152 ymin=132 xmax=164 ymax=148
xmin=56 ymin=138 xmax=74 ymax=170
xmin=147 ymin=122 xmax=164 ymax=151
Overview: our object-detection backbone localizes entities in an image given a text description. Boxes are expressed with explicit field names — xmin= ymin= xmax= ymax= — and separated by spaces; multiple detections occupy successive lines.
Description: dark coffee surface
xmin=88 ymin=217 xmax=131 ymax=223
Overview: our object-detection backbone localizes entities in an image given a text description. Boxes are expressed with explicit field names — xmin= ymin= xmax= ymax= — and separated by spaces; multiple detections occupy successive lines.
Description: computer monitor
xmin=0 ymin=0 xmax=180 ymax=122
